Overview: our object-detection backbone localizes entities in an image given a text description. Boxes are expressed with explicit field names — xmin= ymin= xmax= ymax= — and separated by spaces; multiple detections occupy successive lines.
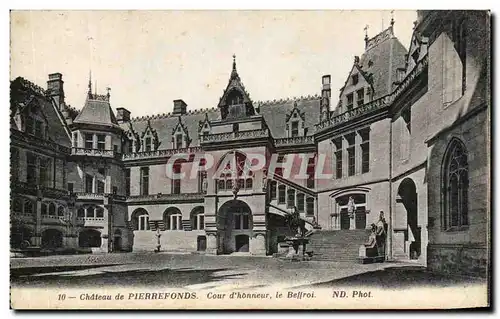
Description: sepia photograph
xmin=8 ymin=9 xmax=491 ymax=310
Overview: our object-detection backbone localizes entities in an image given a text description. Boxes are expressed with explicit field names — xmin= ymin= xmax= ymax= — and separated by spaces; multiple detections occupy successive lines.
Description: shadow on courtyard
xmin=11 ymin=266 xmax=245 ymax=288
xmin=300 ymin=266 xmax=486 ymax=289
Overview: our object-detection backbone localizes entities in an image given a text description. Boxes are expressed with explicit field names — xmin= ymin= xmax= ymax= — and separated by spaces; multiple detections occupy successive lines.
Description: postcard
xmin=9 ymin=9 xmax=490 ymax=310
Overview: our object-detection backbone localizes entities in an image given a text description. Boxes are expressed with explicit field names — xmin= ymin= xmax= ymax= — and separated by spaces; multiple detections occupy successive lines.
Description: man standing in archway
xmin=376 ymin=211 xmax=388 ymax=260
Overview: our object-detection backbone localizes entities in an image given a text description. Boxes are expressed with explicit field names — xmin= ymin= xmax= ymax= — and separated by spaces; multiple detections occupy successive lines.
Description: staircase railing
xmin=267 ymin=171 xmax=316 ymax=198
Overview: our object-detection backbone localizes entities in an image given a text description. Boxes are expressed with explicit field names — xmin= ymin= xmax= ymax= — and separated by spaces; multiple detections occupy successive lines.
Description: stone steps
xmin=307 ymin=230 xmax=370 ymax=261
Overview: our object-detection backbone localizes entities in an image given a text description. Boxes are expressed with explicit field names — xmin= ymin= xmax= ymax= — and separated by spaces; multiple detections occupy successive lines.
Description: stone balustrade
xmin=122 ymin=146 xmax=202 ymax=160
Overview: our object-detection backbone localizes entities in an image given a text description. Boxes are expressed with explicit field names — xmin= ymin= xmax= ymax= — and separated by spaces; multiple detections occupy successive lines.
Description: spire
xmin=231 ymin=54 xmax=239 ymax=79
xmin=88 ymin=70 xmax=92 ymax=96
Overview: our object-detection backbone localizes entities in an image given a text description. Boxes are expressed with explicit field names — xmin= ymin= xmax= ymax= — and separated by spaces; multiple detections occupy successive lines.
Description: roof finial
xmin=390 ymin=10 xmax=395 ymax=27
xmin=232 ymin=54 xmax=237 ymax=71
xmin=106 ymin=87 xmax=111 ymax=100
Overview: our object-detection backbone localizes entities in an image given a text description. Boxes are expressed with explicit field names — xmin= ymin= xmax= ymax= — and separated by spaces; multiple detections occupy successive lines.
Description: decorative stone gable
xmin=217 ymin=55 xmax=256 ymax=120
xmin=171 ymin=116 xmax=191 ymax=149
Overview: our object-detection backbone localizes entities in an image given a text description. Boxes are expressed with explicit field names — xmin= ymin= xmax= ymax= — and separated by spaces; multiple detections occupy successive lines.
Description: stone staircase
xmin=307 ymin=229 xmax=371 ymax=262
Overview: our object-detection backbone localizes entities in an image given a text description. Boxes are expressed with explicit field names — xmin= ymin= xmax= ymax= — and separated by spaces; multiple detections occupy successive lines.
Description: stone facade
xmin=10 ymin=11 xmax=490 ymax=278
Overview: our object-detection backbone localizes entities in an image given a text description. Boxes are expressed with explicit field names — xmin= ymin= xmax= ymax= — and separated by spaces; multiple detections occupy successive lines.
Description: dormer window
xmin=352 ymin=74 xmax=359 ymax=85
xmin=228 ymin=90 xmax=244 ymax=106
xmin=291 ymin=121 xmax=299 ymax=137
xmin=145 ymin=137 xmax=151 ymax=152
xmin=346 ymin=93 xmax=354 ymax=110
xmin=25 ymin=116 xmax=34 ymax=135
xmin=175 ymin=134 xmax=183 ymax=149
xmin=356 ymin=88 xmax=365 ymax=107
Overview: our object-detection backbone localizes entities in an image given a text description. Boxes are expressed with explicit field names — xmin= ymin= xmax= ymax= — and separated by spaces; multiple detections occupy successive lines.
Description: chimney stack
xmin=47 ymin=73 xmax=65 ymax=110
xmin=116 ymin=107 xmax=131 ymax=123
xmin=322 ymin=75 xmax=331 ymax=100
xmin=173 ymin=99 xmax=187 ymax=116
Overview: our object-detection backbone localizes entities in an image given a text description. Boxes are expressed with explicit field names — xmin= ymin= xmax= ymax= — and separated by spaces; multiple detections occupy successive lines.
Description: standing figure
xmin=376 ymin=211 xmax=387 ymax=259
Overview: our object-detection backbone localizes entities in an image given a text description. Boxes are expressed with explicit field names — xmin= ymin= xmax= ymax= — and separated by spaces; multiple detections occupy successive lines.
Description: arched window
xmin=96 ymin=207 xmax=104 ymax=218
xmin=226 ymin=179 xmax=233 ymax=190
xmin=287 ymin=189 xmax=295 ymax=208
xmin=77 ymin=207 xmax=85 ymax=218
xmin=278 ymin=185 xmax=286 ymax=204
xmin=306 ymin=197 xmax=315 ymax=217
xmin=245 ymin=178 xmax=253 ymax=190
xmin=269 ymin=181 xmax=277 ymax=200
xmin=164 ymin=208 xmax=182 ymax=230
xmin=191 ymin=207 xmax=205 ymax=230
xmin=218 ymin=179 xmax=225 ymax=191
xmin=24 ymin=200 xmax=34 ymax=215
xmin=443 ymin=139 xmax=469 ymax=230
xmin=57 ymin=206 xmax=65 ymax=217
xmin=48 ymin=203 xmax=56 ymax=216
xmin=296 ymin=193 xmax=305 ymax=212
xmin=131 ymin=209 xmax=149 ymax=231
xmin=86 ymin=206 xmax=95 ymax=218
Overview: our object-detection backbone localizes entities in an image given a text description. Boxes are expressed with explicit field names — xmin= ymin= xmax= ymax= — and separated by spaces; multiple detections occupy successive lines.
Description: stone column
xmin=32 ymin=189 xmax=43 ymax=246
xmin=206 ymin=233 xmax=217 ymax=255
xmin=393 ymin=195 xmax=408 ymax=259
xmin=250 ymin=233 xmax=266 ymax=256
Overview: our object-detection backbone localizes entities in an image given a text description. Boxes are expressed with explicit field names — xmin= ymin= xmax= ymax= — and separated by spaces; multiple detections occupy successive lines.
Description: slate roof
xmin=336 ymin=27 xmax=408 ymax=105
xmin=74 ymin=94 xmax=119 ymax=127
xmin=358 ymin=30 xmax=408 ymax=99
xmin=10 ymin=77 xmax=71 ymax=147
xmin=120 ymin=94 xmax=321 ymax=149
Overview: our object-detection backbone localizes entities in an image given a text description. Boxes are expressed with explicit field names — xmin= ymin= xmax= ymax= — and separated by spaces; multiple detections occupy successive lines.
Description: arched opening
xmin=397 ymin=178 xmax=419 ymax=259
xmin=164 ymin=207 xmax=182 ymax=230
xmin=48 ymin=203 xmax=56 ymax=216
xmin=113 ymin=229 xmax=122 ymax=252
xmin=197 ymin=235 xmax=207 ymax=251
xmin=215 ymin=151 xmax=251 ymax=194
xmin=41 ymin=229 xmax=63 ymax=249
xmin=131 ymin=208 xmax=149 ymax=231
xmin=190 ymin=207 xmax=205 ymax=230
xmin=217 ymin=199 xmax=252 ymax=254
xmin=442 ymin=138 xmax=469 ymax=230
xmin=235 ymin=234 xmax=250 ymax=252
xmin=78 ymin=229 xmax=102 ymax=248
xmin=332 ymin=193 xmax=367 ymax=230
xmin=10 ymin=225 xmax=33 ymax=249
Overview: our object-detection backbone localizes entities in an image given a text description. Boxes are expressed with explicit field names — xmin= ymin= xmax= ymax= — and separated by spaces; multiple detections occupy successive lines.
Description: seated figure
xmin=364 ymin=224 xmax=379 ymax=258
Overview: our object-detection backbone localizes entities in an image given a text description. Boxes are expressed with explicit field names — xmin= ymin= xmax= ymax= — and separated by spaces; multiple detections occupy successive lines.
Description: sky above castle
xmin=11 ymin=10 xmax=417 ymax=117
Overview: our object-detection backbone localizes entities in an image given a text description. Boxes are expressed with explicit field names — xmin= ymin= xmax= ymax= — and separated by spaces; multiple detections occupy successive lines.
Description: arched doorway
xmin=197 ymin=236 xmax=207 ymax=251
xmin=397 ymin=178 xmax=420 ymax=259
xmin=41 ymin=229 xmax=63 ymax=249
xmin=217 ymin=200 xmax=252 ymax=254
xmin=113 ymin=229 xmax=122 ymax=252
xmin=10 ymin=225 xmax=33 ymax=249
xmin=78 ymin=229 xmax=102 ymax=248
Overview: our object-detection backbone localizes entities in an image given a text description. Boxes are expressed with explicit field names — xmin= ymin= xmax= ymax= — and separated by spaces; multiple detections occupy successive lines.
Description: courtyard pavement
xmin=10 ymin=252 xmax=480 ymax=290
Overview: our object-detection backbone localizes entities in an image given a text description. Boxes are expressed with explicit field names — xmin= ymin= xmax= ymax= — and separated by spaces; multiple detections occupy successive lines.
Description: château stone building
xmin=10 ymin=10 xmax=490 ymax=277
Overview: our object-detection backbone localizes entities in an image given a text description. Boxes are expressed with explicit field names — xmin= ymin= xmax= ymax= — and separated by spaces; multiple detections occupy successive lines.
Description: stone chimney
xmin=322 ymin=75 xmax=331 ymax=100
xmin=116 ymin=107 xmax=131 ymax=123
xmin=47 ymin=73 xmax=65 ymax=110
xmin=173 ymin=99 xmax=187 ymax=115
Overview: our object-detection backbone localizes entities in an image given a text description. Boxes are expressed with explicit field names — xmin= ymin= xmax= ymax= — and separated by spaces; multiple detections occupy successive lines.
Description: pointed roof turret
xmin=74 ymin=82 xmax=119 ymax=127
xmin=217 ymin=55 xmax=255 ymax=119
